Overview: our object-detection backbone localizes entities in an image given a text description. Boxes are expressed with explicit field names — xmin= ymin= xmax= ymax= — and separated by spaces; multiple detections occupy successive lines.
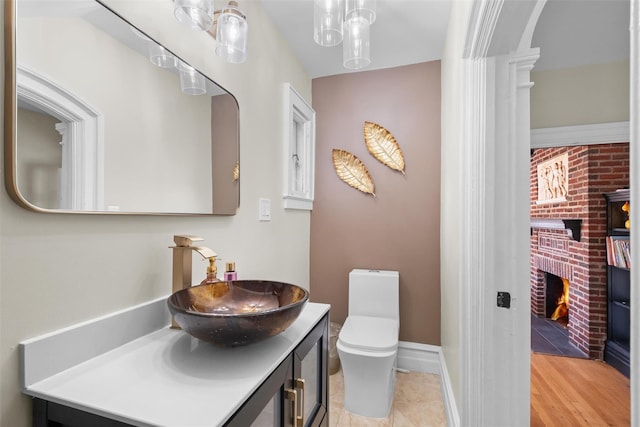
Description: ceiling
xmin=259 ymin=0 xmax=630 ymax=79
xmin=259 ymin=0 xmax=452 ymax=78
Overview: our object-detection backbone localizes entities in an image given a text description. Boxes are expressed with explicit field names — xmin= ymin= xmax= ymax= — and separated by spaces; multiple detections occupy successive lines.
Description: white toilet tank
xmin=348 ymin=269 xmax=399 ymax=320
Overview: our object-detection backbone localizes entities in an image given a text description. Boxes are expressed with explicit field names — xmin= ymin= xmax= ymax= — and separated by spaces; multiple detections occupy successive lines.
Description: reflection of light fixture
xmin=313 ymin=0 xmax=375 ymax=70
xmin=149 ymin=42 xmax=176 ymax=68
xmin=132 ymin=24 xmax=207 ymax=95
xmin=130 ymin=25 xmax=151 ymax=41
xmin=172 ymin=0 xmax=249 ymax=64
xmin=177 ymin=60 xmax=207 ymax=95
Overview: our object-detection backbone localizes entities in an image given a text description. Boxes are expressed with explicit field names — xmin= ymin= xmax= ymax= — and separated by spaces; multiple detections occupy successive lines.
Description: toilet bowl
xmin=337 ymin=269 xmax=399 ymax=418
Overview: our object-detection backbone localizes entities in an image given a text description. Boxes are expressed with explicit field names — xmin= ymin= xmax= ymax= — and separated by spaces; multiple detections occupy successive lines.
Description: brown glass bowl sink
xmin=167 ymin=280 xmax=309 ymax=346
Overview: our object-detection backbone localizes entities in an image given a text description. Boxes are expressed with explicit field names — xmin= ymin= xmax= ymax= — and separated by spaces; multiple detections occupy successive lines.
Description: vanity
xmin=21 ymin=299 xmax=329 ymax=427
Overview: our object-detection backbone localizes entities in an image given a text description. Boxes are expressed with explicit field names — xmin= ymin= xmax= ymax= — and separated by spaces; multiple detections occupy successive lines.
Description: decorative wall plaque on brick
xmin=537 ymin=153 xmax=568 ymax=204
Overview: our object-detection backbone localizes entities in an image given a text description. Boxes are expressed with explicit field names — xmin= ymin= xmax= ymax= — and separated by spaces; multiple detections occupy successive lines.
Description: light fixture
xmin=173 ymin=0 xmax=215 ymax=31
xmin=214 ymin=1 xmax=248 ymax=64
xmin=313 ymin=0 xmax=376 ymax=70
xmin=149 ymin=42 xmax=176 ymax=68
xmin=172 ymin=0 xmax=249 ymax=64
xmin=345 ymin=0 xmax=376 ymax=24
xmin=343 ymin=15 xmax=370 ymax=69
xmin=314 ymin=0 xmax=344 ymax=47
xmin=177 ymin=60 xmax=207 ymax=95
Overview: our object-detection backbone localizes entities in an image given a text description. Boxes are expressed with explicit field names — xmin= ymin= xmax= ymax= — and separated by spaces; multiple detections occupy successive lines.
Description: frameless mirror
xmin=4 ymin=0 xmax=240 ymax=215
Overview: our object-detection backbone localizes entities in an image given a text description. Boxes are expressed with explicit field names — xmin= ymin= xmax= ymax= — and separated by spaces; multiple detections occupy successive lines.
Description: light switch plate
xmin=259 ymin=198 xmax=271 ymax=221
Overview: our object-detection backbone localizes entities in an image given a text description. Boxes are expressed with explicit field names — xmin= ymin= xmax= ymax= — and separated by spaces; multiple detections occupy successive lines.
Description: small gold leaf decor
xmin=332 ymin=149 xmax=376 ymax=197
xmin=232 ymin=161 xmax=239 ymax=182
xmin=364 ymin=121 xmax=405 ymax=175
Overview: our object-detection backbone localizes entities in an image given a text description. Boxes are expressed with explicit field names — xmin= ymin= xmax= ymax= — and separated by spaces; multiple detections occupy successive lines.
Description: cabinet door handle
xmin=285 ymin=388 xmax=298 ymax=426
xmin=295 ymin=378 xmax=305 ymax=427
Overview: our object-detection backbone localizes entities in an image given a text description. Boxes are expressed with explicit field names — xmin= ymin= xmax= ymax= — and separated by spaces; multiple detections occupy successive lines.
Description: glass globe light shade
xmin=345 ymin=0 xmax=376 ymax=24
xmin=313 ymin=0 xmax=344 ymax=47
xmin=174 ymin=0 xmax=215 ymax=31
xmin=215 ymin=1 xmax=248 ymax=64
xmin=177 ymin=61 xmax=207 ymax=95
xmin=343 ymin=16 xmax=370 ymax=69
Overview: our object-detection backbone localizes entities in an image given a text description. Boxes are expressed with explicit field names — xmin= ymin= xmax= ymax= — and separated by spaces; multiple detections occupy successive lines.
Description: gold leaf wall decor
xmin=364 ymin=121 xmax=405 ymax=175
xmin=332 ymin=149 xmax=376 ymax=197
xmin=232 ymin=161 xmax=239 ymax=182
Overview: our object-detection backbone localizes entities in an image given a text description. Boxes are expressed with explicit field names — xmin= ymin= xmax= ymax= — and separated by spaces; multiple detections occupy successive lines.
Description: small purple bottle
xmin=224 ymin=262 xmax=237 ymax=281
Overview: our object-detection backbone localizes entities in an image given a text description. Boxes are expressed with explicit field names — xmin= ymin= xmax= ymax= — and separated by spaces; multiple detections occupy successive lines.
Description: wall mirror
xmin=4 ymin=0 xmax=240 ymax=215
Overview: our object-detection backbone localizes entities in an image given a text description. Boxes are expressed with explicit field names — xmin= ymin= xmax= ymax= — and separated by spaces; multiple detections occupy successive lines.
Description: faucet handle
xmin=193 ymin=247 xmax=218 ymax=259
xmin=173 ymin=235 xmax=204 ymax=247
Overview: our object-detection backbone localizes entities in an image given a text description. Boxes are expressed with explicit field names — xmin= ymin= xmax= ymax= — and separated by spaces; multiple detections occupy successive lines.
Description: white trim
xmin=531 ymin=121 xmax=630 ymax=148
xmin=397 ymin=341 xmax=441 ymax=374
xmin=459 ymin=2 xmax=543 ymax=425
xmin=283 ymin=83 xmax=315 ymax=210
xmin=629 ymin=0 xmax=639 ymax=424
xmin=396 ymin=342 xmax=460 ymax=427
xmin=464 ymin=0 xmax=503 ymax=59
xmin=460 ymin=55 xmax=490 ymax=426
xmin=17 ymin=65 xmax=104 ymax=211
xmin=439 ymin=348 xmax=461 ymax=427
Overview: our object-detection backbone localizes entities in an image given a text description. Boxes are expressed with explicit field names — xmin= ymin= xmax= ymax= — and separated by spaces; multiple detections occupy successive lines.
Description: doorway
xmin=528 ymin=0 xmax=632 ymax=422
xmin=453 ymin=0 xmax=638 ymax=424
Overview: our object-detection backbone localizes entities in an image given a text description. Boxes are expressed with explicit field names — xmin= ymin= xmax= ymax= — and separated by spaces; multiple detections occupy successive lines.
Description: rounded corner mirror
xmin=4 ymin=0 xmax=240 ymax=215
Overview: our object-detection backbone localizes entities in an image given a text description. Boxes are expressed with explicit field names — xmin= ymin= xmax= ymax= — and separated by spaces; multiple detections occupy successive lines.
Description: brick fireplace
xmin=530 ymin=143 xmax=629 ymax=359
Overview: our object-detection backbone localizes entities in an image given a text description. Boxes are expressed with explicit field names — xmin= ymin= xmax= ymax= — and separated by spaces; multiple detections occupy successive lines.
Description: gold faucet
xmin=170 ymin=235 xmax=218 ymax=294
xmin=170 ymin=235 xmax=219 ymax=328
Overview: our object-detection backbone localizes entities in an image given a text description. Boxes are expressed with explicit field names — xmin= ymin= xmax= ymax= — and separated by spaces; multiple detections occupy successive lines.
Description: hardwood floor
xmin=531 ymin=352 xmax=630 ymax=426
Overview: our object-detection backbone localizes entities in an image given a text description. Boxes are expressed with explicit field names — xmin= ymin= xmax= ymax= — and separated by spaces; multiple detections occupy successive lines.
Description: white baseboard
xmin=397 ymin=341 xmax=460 ymax=427
xmin=398 ymin=341 xmax=441 ymax=373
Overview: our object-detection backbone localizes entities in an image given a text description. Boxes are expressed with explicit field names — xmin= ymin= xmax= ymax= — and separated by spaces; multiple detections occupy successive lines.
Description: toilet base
xmin=337 ymin=342 xmax=397 ymax=418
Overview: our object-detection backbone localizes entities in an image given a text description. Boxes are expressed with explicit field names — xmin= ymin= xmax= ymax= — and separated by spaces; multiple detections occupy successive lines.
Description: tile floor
xmin=329 ymin=368 xmax=447 ymax=427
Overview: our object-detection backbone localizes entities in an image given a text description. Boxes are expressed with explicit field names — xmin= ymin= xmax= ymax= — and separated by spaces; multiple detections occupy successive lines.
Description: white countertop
xmin=21 ymin=301 xmax=329 ymax=427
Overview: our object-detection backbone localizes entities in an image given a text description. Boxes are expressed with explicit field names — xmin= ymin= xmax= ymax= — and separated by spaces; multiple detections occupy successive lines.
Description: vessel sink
xmin=167 ymin=280 xmax=309 ymax=346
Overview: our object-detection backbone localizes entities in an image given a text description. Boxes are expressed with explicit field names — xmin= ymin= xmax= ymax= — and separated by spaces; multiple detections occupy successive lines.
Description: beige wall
xmin=0 ymin=1 xmax=311 ymax=425
xmin=531 ymin=60 xmax=630 ymax=128
xmin=310 ymin=62 xmax=441 ymax=345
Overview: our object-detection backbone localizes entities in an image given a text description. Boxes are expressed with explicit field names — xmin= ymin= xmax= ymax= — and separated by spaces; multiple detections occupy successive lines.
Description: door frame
xmin=459 ymin=0 xmax=638 ymax=425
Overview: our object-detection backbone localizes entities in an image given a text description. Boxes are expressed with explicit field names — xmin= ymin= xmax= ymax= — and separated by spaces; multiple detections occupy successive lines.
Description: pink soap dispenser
xmin=224 ymin=262 xmax=237 ymax=281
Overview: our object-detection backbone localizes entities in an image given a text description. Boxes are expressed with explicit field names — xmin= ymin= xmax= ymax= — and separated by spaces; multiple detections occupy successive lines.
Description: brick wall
xmin=530 ymin=143 xmax=629 ymax=359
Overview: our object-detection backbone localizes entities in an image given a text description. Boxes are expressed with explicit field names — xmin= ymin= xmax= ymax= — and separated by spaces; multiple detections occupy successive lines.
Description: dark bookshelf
xmin=604 ymin=189 xmax=630 ymax=378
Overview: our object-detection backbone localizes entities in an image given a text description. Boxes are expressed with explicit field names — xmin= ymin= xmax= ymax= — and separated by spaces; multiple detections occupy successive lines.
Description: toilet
xmin=337 ymin=269 xmax=399 ymax=418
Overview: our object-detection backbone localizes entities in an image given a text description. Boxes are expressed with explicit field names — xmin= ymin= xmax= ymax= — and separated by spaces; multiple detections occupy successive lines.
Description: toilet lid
xmin=338 ymin=315 xmax=398 ymax=353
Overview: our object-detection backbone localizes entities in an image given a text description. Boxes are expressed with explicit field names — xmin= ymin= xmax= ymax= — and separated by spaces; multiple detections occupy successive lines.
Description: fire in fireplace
xmin=546 ymin=273 xmax=569 ymax=326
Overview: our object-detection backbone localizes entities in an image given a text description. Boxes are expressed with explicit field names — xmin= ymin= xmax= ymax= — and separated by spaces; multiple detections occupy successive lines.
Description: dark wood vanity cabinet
xmin=31 ymin=313 xmax=329 ymax=427
xmin=226 ymin=313 xmax=329 ymax=427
